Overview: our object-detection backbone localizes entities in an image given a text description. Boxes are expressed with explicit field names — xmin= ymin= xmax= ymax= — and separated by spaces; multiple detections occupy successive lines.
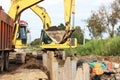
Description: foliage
xmin=58 ymin=23 xmax=65 ymax=30
xmin=65 ymin=36 xmax=120 ymax=56
xmin=108 ymin=0 xmax=120 ymax=37
xmin=58 ymin=24 xmax=84 ymax=44
xmin=29 ymin=45 xmax=41 ymax=51
xmin=86 ymin=0 xmax=120 ymax=38
xmin=30 ymin=38 xmax=41 ymax=45
xmin=111 ymin=0 xmax=120 ymax=19
xmin=72 ymin=26 xmax=84 ymax=44
xmin=86 ymin=11 xmax=106 ymax=39
xmin=29 ymin=38 xmax=41 ymax=50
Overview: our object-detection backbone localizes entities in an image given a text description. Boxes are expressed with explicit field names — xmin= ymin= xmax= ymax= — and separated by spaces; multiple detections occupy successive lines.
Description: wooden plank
xmin=47 ymin=51 xmax=55 ymax=80
xmin=71 ymin=60 xmax=77 ymax=80
xmin=53 ymin=61 xmax=59 ymax=80
xmin=75 ymin=68 xmax=83 ymax=80
xmin=64 ymin=57 xmax=72 ymax=80
xmin=58 ymin=67 xmax=64 ymax=80
xmin=83 ymin=63 xmax=90 ymax=80
xmin=42 ymin=53 xmax=48 ymax=68
xmin=62 ymin=51 xmax=66 ymax=60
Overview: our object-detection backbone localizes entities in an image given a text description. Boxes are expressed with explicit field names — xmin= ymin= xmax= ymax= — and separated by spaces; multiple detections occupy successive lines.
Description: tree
xmin=30 ymin=38 xmax=41 ymax=45
xmin=111 ymin=0 xmax=120 ymax=19
xmin=86 ymin=0 xmax=120 ymax=38
xmin=108 ymin=0 xmax=120 ymax=37
xmin=58 ymin=23 xmax=65 ymax=30
xmin=99 ymin=0 xmax=120 ymax=38
xmin=86 ymin=11 xmax=106 ymax=39
xmin=72 ymin=26 xmax=84 ymax=44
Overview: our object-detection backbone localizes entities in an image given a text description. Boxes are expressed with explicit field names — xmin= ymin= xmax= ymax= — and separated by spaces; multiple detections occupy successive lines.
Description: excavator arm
xmin=64 ymin=0 xmax=75 ymax=30
xmin=30 ymin=5 xmax=51 ymax=30
xmin=8 ymin=0 xmax=44 ymax=22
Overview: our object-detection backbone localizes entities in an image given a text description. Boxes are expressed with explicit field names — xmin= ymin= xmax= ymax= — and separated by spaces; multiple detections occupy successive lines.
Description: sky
xmin=0 ymin=0 xmax=115 ymax=41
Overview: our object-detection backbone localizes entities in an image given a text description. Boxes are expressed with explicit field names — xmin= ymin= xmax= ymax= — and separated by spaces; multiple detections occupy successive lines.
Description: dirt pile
xmin=0 ymin=57 xmax=48 ymax=80
xmin=22 ymin=58 xmax=48 ymax=73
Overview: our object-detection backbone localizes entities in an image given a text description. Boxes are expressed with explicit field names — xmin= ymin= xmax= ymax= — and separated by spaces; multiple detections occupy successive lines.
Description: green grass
xmin=65 ymin=36 xmax=120 ymax=56
xmin=29 ymin=45 xmax=41 ymax=51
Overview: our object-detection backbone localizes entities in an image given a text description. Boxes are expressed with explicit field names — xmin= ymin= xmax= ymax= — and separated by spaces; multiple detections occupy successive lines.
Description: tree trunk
xmin=111 ymin=25 xmax=114 ymax=38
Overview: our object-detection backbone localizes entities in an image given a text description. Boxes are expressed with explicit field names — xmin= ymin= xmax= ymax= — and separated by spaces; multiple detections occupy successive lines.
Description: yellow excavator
xmin=9 ymin=0 xmax=77 ymax=51
xmin=11 ymin=0 xmax=77 ymax=49
xmin=30 ymin=0 xmax=77 ymax=49
xmin=10 ymin=0 xmax=77 ymax=62
xmin=29 ymin=0 xmax=77 ymax=59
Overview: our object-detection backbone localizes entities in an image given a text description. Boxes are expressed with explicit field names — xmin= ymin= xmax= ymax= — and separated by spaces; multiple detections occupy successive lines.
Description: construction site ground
xmin=0 ymin=55 xmax=48 ymax=80
xmin=0 ymin=51 xmax=120 ymax=80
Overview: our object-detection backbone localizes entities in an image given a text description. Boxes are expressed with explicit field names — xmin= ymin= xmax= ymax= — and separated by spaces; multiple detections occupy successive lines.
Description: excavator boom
xmin=30 ymin=5 xmax=51 ymax=30
xmin=8 ymin=0 xmax=44 ymax=22
xmin=64 ymin=0 xmax=72 ymax=25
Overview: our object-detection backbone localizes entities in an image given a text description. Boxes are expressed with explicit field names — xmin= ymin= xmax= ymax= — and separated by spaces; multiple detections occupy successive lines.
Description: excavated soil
xmin=0 ymin=57 xmax=48 ymax=80
xmin=76 ymin=54 xmax=120 ymax=63
xmin=0 ymin=52 xmax=119 ymax=80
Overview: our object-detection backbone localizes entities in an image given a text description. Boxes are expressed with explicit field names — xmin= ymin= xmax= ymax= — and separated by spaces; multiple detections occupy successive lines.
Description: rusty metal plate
xmin=0 ymin=7 xmax=13 ymax=50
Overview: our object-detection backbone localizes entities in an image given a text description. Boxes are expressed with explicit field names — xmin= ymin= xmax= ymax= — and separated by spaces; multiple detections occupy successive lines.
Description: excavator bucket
xmin=45 ymin=26 xmax=74 ymax=44
xmin=45 ymin=30 xmax=66 ymax=44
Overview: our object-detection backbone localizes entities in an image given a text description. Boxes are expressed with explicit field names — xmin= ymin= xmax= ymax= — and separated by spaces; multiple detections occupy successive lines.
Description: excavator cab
xmin=40 ymin=30 xmax=52 ymax=44
xmin=14 ymin=20 xmax=28 ymax=49
xmin=17 ymin=20 xmax=27 ymax=45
